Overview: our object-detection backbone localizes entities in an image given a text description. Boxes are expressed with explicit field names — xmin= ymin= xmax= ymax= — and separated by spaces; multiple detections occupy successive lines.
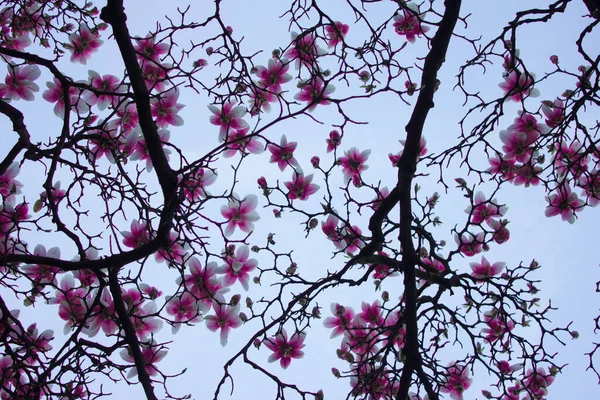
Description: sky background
xmin=2 ymin=0 xmax=599 ymax=399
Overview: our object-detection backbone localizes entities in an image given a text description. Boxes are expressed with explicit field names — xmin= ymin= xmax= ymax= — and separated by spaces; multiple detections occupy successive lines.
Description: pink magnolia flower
xmin=440 ymin=363 xmax=472 ymax=400
xmin=249 ymin=87 xmax=276 ymax=114
xmin=155 ymin=230 xmax=186 ymax=264
xmin=465 ymin=191 xmax=507 ymax=225
xmin=358 ymin=300 xmax=383 ymax=327
xmin=121 ymin=219 xmax=150 ymax=249
xmin=285 ymin=173 xmax=319 ymax=201
xmin=497 ymin=360 xmax=522 ymax=375
xmin=182 ymin=168 xmax=217 ymax=201
xmin=178 ymin=257 xmax=227 ymax=307
xmin=140 ymin=283 xmax=162 ymax=300
xmin=220 ymin=194 xmax=260 ymax=237
xmin=488 ymin=156 xmax=516 ymax=182
xmin=545 ymin=185 xmax=584 ymax=224
xmin=513 ymin=164 xmax=542 ymax=187
xmin=0 ymin=162 xmax=23 ymax=196
xmin=205 ymin=301 xmax=242 ymax=346
xmin=130 ymin=128 xmax=171 ymax=172
xmin=372 ymin=251 xmax=400 ymax=279
xmin=522 ymin=368 xmax=555 ymax=398
xmin=89 ymin=126 xmax=119 ymax=163
xmin=482 ymin=310 xmax=515 ymax=343
xmin=339 ymin=147 xmax=371 ymax=185
xmin=554 ymin=140 xmax=589 ymax=178
xmin=141 ymin=61 xmax=170 ymax=92
xmin=325 ymin=22 xmax=349 ymax=47
xmin=208 ymin=102 xmax=249 ymax=141
xmin=541 ymin=98 xmax=565 ymax=129
xmin=324 ymin=303 xmax=355 ymax=338
xmin=120 ymin=340 xmax=167 ymax=379
xmin=216 ymin=245 xmax=258 ymax=290
xmin=579 ymin=170 xmax=600 ymax=207
xmin=507 ymin=112 xmax=548 ymax=138
xmin=345 ymin=319 xmax=378 ymax=355
xmin=150 ymin=88 xmax=184 ymax=128
xmin=499 ymin=130 xmax=535 ymax=163
xmin=72 ymin=248 xmax=100 ymax=287
xmin=285 ymin=32 xmax=325 ymax=69
xmin=0 ymin=195 xmax=29 ymax=236
xmin=322 ymin=214 xmax=343 ymax=248
xmin=470 ymin=256 xmax=505 ymax=279
xmin=254 ymin=58 xmax=292 ymax=93
xmin=86 ymin=288 xmax=118 ymax=337
xmin=488 ymin=218 xmax=510 ymax=244
xmin=455 ymin=232 xmax=484 ymax=257
xmin=108 ymin=102 xmax=139 ymax=134
xmin=0 ymin=63 xmax=40 ymax=101
xmin=131 ymin=301 xmax=163 ymax=340
xmin=166 ymin=292 xmax=205 ymax=333
xmin=268 ymin=134 xmax=300 ymax=171
xmin=223 ymin=127 xmax=264 ymax=158
xmin=499 ymin=71 xmax=539 ymax=102
xmin=393 ymin=3 xmax=430 ymax=43
xmin=294 ymin=78 xmax=335 ymax=112
xmin=134 ymin=35 xmax=169 ymax=63
xmin=66 ymin=24 xmax=103 ymax=64
xmin=20 ymin=323 xmax=54 ymax=363
xmin=421 ymin=256 xmax=445 ymax=272
xmin=264 ymin=329 xmax=306 ymax=369
xmin=343 ymin=225 xmax=364 ymax=254
xmin=20 ymin=244 xmax=61 ymax=286
xmin=326 ymin=130 xmax=342 ymax=153
xmin=83 ymin=70 xmax=123 ymax=110
xmin=42 ymin=78 xmax=86 ymax=117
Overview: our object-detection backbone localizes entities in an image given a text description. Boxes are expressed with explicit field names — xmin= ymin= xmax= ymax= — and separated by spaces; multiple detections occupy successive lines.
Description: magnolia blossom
xmin=268 ymin=134 xmax=300 ymax=171
xmin=208 ymin=102 xmax=248 ymax=141
xmin=121 ymin=219 xmax=150 ymax=249
xmin=0 ymin=162 xmax=23 ymax=196
xmin=465 ymin=191 xmax=507 ymax=225
xmin=470 ymin=256 xmax=505 ymax=279
xmin=455 ymin=232 xmax=484 ymax=257
xmin=254 ymin=58 xmax=292 ymax=92
xmin=223 ymin=127 xmax=264 ymax=158
xmin=544 ymin=185 xmax=584 ymax=224
xmin=166 ymin=292 xmax=205 ymax=334
xmin=324 ymin=303 xmax=355 ymax=338
xmin=393 ymin=3 xmax=430 ymax=43
xmin=264 ymin=329 xmax=306 ymax=369
xmin=20 ymin=244 xmax=61 ymax=286
xmin=220 ymin=194 xmax=260 ymax=237
xmin=482 ymin=310 xmax=515 ymax=343
xmin=66 ymin=24 xmax=103 ymax=64
xmin=285 ymin=32 xmax=325 ymax=69
xmin=326 ymin=130 xmax=342 ymax=153
xmin=0 ymin=63 xmax=41 ymax=101
xmin=338 ymin=147 xmax=371 ymax=185
xmin=83 ymin=70 xmax=122 ymax=110
xmin=325 ymin=21 xmax=349 ymax=47
xmin=215 ymin=245 xmax=257 ymax=290
xmin=150 ymin=88 xmax=184 ymax=128
xmin=284 ymin=173 xmax=319 ymax=201
xmin=499 ymin=71 xmax=539 ymax=102
xmin=541 ymin=98 xmax=565 ymax=128
xmin=182 ymin=168 xmax=217 ymax=201
xmin=178 ymin=257 xmax=227 ymax=307
xmin=43 ymin=78 xmax=86 ymax=117
xmin=120 ymin=340 xmax=167 ymax=379
xmin=440 ymin=363 xmax=472 ymax=400
xmin=205 ymin=301 xmax=242 ymax=346
xmin=134 ymin=34 xmax=169 ymax=62
xmin=321 ymin=214 xmax=343 ymax=249
xmin=294 ymin=78 xmax=335 ymax=112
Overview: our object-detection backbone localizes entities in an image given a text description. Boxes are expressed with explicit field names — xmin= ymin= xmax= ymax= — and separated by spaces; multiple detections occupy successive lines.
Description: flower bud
xmin=272 ymin=49 xmax=281 ymax=59
xmin=311 ymin=156 xmax=320 ymax=168
xmin=253 ymin=338 xmax=261 ymax=349
xmin=193 ymin=59 xmax=207 ymax=68
xmin=312 ymin=305 xmax=321 ymax=318
xmin=230 ymin=294 xmax=241 ymax=306
xmin=571 ymin=331 xmax=579 ymax=339
xmin=251 ymin=245 xmax=260 ymax=253
xmin=246 ymin=297 xmax=254 ymax=308
xmin=253 ymin=276 xmax=261 ymax=284
xmin=206 ymin=46 xmax=214 ymax=55
xmin=549 ymin=55 xmax=558 ymax=65
xmin=359 ymin=71 xmax=370 ymax=82
xmin=287 ymin=263 xmax=297 ymax=275
xmin=309 ymin=218 xmax=319 ymax=229
xmin=257 ymin=176 xmax=267 ymax=189
xmin=331 ymin=368 xmax=340 ymax=378
xmin=381 ymin=291 xmax=389 ymax=302
xmin=273 ymin=209 xmax=282 ymax=218
xmin=315 ymin=390 xmax=324 ymax=400
xmin=239 ymin=312 xmax=248 ymax=322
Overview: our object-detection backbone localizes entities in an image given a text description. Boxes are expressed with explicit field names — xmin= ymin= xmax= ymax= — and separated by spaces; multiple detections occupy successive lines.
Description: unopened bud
xmin=246 ymin=297 xmax=253 ymax=308
xmin=253 ymin=338 xmax=261 ymax=349
xmin=549 ymin=55 xmax=558 ymax=65
xmin=253 ymin=276 xmax=261 ymax=284
xmin=272 ymin=49 xmax=281 ymax=59
xmin=309 ymin=218 xmax=319 ymax=229
xmin=571 ymin=331 xmax=579 ymax=339
xmin=311 ymin=156 xmax=320 ymax=168
xmin=287 ymin=262 xmax=297 ymax=275
xmin=315 ymin=389 xmax=324 ymax=400
xmin=239 ymin=312 xmax=248 ymax=322
xmin=206 ymin=46 xmax=214 ymax=55
xmin=381 ymin=291 xmax=389 ymax=302
xmin=230 ymin=294 xmax=241 ymax=306
xmin=251 ymin=245 xmax=260 ymax=253
xmin=331 ymin=368 xmax=340 ymax=378
xmin=273 ymin=209 xmax=282 ymax=218
xmin=312 ymin=305 xmax=321 ymax=318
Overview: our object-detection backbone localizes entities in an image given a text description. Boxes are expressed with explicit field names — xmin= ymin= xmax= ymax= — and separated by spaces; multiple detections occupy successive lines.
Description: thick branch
xmin=395 ymin=1 xmax=462 ymax=399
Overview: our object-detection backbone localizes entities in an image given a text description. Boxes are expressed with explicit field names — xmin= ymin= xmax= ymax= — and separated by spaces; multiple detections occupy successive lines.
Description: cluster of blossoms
xmin=321 ymin=214 xmax=365 ymax=254
xmin=324 ymin=302 xmax=407 ymax=399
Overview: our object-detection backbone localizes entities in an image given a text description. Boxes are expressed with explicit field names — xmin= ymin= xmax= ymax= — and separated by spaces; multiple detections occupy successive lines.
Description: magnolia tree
xmin=1 ymin=0 xmax=599 ymax=399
